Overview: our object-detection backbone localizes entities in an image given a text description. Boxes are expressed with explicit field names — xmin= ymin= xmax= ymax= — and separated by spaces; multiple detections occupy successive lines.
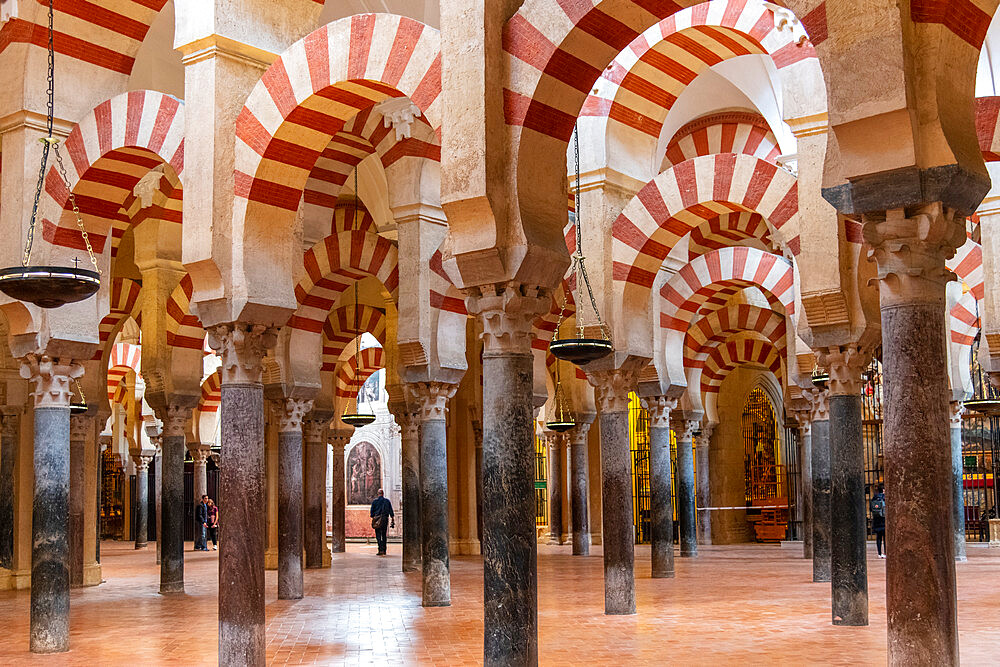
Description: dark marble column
xmin=277 ymin=399 xmax=311 ymax=600
xmin=809 ymin=389 xmax=831 ymax=583
xmin=190 ymin=446 xmax=210 ymax=546
xmin=467 ymin=285 xmax=548 ymax=666
xmin=643 ymin=397 xmax=676 ymax=578
xmin=397 ymin=411 xmax=421 ymax=572
xmin=569 ymin=418 xmax=592 ymax=556
xmin=590 ymin=368 xmax=639 ymax=615
xmin=411 ymin=382 xmax=457 ymax=607
xmin=865 ymin=204 xmax=959 ymax=665
xmin=69 ymin=416 xmax=90 ymax=587
xmin=303 ymin=418 xmax=329 ymax=568
xmin=133 ymin=454 xmax=153 ymax=549
xmin=821 ymin=346 xmax=868 ymax=627
xmin=329 ymin=434 xmax=348 ymax=554
xmin=672 ymin=418 xmax=699 ymax=558
xmin=157 ymin=405 xmax=192 ymax=595
xmin=0 ymin=412 xmax=19 ymax=571
xmin=795 ymin=414 xmax=814 ymax=559
xmin=209 ymin=323 xmax=277 ymax=667
xmin=695 ymin=424 xmax=714 ymax=546
xmin=23 ymin=355 xmax=83 ymax=654
xmin=950 ymin=402 xmax=966 ymax=562
xmin=546 ymin=431 xmax=564 ymax=544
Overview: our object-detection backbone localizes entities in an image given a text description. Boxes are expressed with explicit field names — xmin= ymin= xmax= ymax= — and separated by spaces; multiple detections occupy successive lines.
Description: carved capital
xmin=277 ymin=398 xmax=314 ymax=433
xmin=189 ymin=447 xmax=211 ymax=465
xmin=303 ymin=417 xmax=328 ymax=445
xmin=19 ymin=354 xmax=84 ymax=408
xmin=862 ymin=203 xmax=966 ymax=306
xmin=159 ymin=404 xmax=193 ymax=438
xmin=803 ymin=386 xmax=829 ymax=422
xmin=131 ymin=454 xmax=154 ymax=472
xmin=465 ymin=284 xmax=550 ymax=356
xmin=642 ymin=395 xmax=678 ymax=429
xmin=569 ymin=421 xmax=591 ymax=446
xmin=695 ymin=422 xmax=715 ymax=449
xmin=396 ymin=411 xmax=421 ymax=442
xmin=69 ymin=415 xmax=93 ymax=442
xmin=406 ymin=381 xmax=457 ymax=421
xmin=950 ymin=401 xmax=964 ymax=427
xmin=815 ymin=346 xmax=870 ymax=397
xmin=588 ymin=368 xmax=640 ymax=414
xmin=207 ymin=323 xmax=277 ymax=385
xmin=328 ymin=430 xmax=351 ymax=452
xmin=670 ymin=418 xmax=700 ymax=443
xmin=374 ymin=96 xmax=422 ymax=140
xmin=792 ymin=409 xmax=812 ymax=436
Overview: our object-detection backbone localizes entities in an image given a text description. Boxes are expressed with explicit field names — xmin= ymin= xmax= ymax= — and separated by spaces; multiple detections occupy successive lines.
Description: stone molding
xmin=642 ymin=395 xmax=678 ymax=429
xmin=862 ymin=203 xmax=966 ymax=307
xmin=816 ymin=345 xmax=870 ymax=397
xmin=950 ymin=401 xmax=964 ymax=427
xmin=804 ymin=386 xmax=830 ymax=422
xmin=207 ymin=323 xmax=278 ymax=385
xmin=406 ymin=381 xmax=457 ymax=421
xmin=589 ymin=367 xmax=640 ymax=414
xmin=302 ymin=418 xmax=328 ymax=445
xmin=373 ymin=97 xmax=422 ymax=140
xmin=465 ymin=284 xmax=550 ymax=356
xmin=670 ymin=418 xmax=699 ymax=443
xmin=19 ymin=354 xmax=84 ymax=408
xmin=277 ymin=398 xmax=314 ymax=434
xmin=69 ymin=415 xmax=93 ymax=442
xmin=160 ymin=404 xmax=193 ymax=438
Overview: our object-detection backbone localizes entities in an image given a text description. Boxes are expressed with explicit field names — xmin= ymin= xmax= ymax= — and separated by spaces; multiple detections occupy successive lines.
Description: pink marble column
xmin=277 ymin=399 xmax=312 ymax=599
xmin=303 ymin=416 xmax=331 ymax=568
xmin=328 ymin=432 xmax=350 ymax=554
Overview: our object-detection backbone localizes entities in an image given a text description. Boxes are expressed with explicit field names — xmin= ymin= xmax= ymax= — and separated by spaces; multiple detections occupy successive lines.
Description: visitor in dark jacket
xmin=370 ymin=489 xmax=394 ymax=556
xmin=870 ymin=485 xmax=886 ymax=558
xmin=194 ymin=495 xmax=208 ymax=551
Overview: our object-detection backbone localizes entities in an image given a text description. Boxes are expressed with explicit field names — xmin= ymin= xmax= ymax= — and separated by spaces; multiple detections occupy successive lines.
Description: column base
xmin=83 ymin=563 xmax=101 ymax=587
xmin=264 ymin=547 xmax=277 ymax=571
xmin=322 ymin=546 xmax=332 ymax=568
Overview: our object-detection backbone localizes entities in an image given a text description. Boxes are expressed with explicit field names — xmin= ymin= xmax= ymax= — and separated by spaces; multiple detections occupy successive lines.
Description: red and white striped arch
xmin=684 ymin=304 xmax=787 ymax=367
xmin=335 ymin=346 xmax=385 ymax=400
xmin=948 ymin=237 xmax=984 ymax=300
xmin=199 ymin=371 xmax=221 ymax=414
xmin=92 ymin=277 xmax=142 ymax=360
xmin=429 ymin=248 xmax=467 ymax=317
xmin=701 ymin=336 xmax=783 ymax=395
xmin=613 ymin=153 xmax=798 ymax=303
xmin=322 ymin=305 xmax=387 ymax=373
xmin=288 ymin=231 xmax=400 ymax=334
xmin=106 ymin=342 xmax=141 ymax=403
xmin=663 ymin=112 xmax=781 ymax=168
xmin=977 ymin=96 xmax=1000 ymax=161
xmin=951 ymin=291 xmax=979 ymax=347
xmin=41 ymin=90 xmax=184 ymax=258
xmin=165 ymin=274 xmax=206 ymax=351
xmin=330 ymin=201 xmax=377 ymax=236
xmin=687 ymin=211 xmax=777 ymax=260
xmin=234 ymin=14 xmax=441 ymax=237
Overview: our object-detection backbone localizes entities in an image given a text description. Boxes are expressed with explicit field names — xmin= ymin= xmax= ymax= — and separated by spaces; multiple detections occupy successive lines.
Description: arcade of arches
xmin=4 ymin=0 xmax=1000 ymax=665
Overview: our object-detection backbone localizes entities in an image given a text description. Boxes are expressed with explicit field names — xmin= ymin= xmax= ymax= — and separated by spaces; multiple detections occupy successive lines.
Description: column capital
xmin=695 ymin=422 xmax=715 ymax=448
xmin=804 ymin=386 xmax=829 ymax=422
xmin=131 ymin=453 xmax=154 ymax=471
xmin=158 ymin=404 xmax=193 ymax=438
xmin=69 ymin=414 xmax=94 ymax=442
xmin=641 ymin=395 xmax=678 ymax=429
xmin=277 ymin=398 xmax=314 ymax=434
xmin=670 ymin=418 xmax=700 ymax=441
xmin=816 ymin=345 xmax=871 ymax=396
xmin=792 ymin=409 xmax=812 ymax=436
xmin=206 ymin=323 xmax=278 ymax=385
xmin=188 ymin=446 xmax=211 ymax=465
xmin=949 ymin=401 xmax=964 ymax=426
xmin=405 ymin=381 xmax=458 ymax=421
xmin=862 ymin=202 xmax=966 ymax=306
xmin=395 ymin=410 xmax=420 ymax=441
xmin=328 ymin=430 xmax=352 ymax=450
xmin=302 ymin=417 xmax=329 ymax=445
xmin=588 ymin=367 xmax=640 ymax=414
xmin=569 ymin=420 xmax=592 ymax=446
xmin=465 ymin=283 xmax=550 ymax=356
xmin=19 ymin=354 xmax=84 ymax=408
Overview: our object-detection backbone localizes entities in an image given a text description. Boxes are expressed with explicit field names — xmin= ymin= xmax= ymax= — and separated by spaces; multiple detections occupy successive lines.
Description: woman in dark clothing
xmin=206 ymin=498 xmax=220 ymax=551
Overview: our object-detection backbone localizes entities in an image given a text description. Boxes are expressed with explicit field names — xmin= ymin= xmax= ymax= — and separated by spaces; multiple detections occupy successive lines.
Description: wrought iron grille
xmin=628 ymin=392 xmax=651 ymax=544
xmin=534 ymin=427 xmax=547 ymax=527
xmin=782 ymin=422 xmax=802 ymax=540
xmin=861 ymin=349 xmax=885 ymax=538
xmin=100 ymin=449 xmax=126 ymax=540
xmin=962 ymin=335 xmax=1000 ymax=541
xmin=742 ymin=385 xmax=788 ymax=541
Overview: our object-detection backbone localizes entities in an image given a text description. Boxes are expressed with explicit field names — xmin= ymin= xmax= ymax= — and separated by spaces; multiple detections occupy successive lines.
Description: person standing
xmin=870 ymin=485 xmax=886 ymax=558
xmin=370 ymin=489 xmax=394 ymax=556
xmin=206 ymin=498 xmax=219 ymax=551
xmin=194 ymin=495 xmax=209 ymax=551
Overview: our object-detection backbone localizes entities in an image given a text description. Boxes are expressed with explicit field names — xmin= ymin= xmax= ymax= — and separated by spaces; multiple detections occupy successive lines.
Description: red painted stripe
xmin=304 ymin=27 xmax=330 ymax=94
xmin=383 ymin=18 xmax=423 ymax=87
xmin=800 ymin=3 xmax=827 ymax=46
xmin=742 ymin=159 xmax=777 ymax=210
xmin=235 ymin=108 xmax=271 ymax=156
xmin=410 ymin=53 xmax=442 ymax=116
xmin=149 ymin=94 xmax=180 ymax=153
xmin=911 ymin=0 xmax=990 ymax=49
xmin=94 ymin=100 xmax=113 ymax=156
xmin=261 ymin=58 xmax=298 ymax=118
xmin=713 ymin=153 xmax=736 ymax=200
xmin=769 ymin=182 xmax=797 ymax=228
xmin=348 ymin=14 xmax=377 ymax=79
xmin=673 ymin=159 xmax=698 ymax=209
xmin=125 ymin=91 xmax=144 ymax=146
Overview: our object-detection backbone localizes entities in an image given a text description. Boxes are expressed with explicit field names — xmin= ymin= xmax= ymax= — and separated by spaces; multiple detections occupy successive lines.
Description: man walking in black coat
xmin=194 ymin=495 xmax=209 ymax=551
xmin=370 ymin=489 xmax=394 ymax=556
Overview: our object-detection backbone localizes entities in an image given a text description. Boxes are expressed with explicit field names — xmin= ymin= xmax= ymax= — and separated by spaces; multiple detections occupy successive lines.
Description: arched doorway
xmin=742 ymin=385 xmax=786 ymax=541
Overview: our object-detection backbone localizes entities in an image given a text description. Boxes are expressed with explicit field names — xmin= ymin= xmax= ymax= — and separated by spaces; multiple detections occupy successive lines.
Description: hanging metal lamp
xmin=0 ymin=0 xmax=101 ymax=308
xmin=341 ymin=211 xmax=376 ymax=429
xmin=69 ymin=379 xmax=88 ymax=415
xmin=550 ymin=124 xmax=612 ymax=366
xmin=811 ymin=367 xmax=830 ymax=389
xmin=546 ymin=362 xmax=576 ymax=433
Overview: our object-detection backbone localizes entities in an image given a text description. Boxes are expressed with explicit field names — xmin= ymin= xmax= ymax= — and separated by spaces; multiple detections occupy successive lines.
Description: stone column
xmin=950 ymin=402 xmax=966 ymax=562
xmin=329 ymin=432 xmax=349 ymax=554
xmin=569 ymin=418 xmax=592 ymax=556
xmin=190 ymin=445 xmax=210 ymax=543
xmin=671 ymin=418 xmax=699 ymax=558
xmin=794 ymin=412 xmax=814 ymax=559
xmin=466 ymin=284 xmax=548 ymax=666
xmin=303 ymin=417 xmax=330 ymax=568
xmin=207 ymin=323 xmax=277 ymax=667
xmin=409 ymin=381 xmax=458 ymax=607
xmin=546 ymin=431 xmax=564 ymax=544
xmin=0 ymin=411 xmax=19 ymax=571
xmin=21 ymin=354 xmax=83 ymax=653
xmin=277 ymin=398 xmax=311 ymax=600
xmin=808 ymin=388 xmax=831 ymax=582
xmin=865 ymin=204 xmax=960 ymax=664
xmin=157 ymin=405 xmax=192 ymax=595
xmin=589 ymin=368 xmax=639 ymax=615
xmin=132 ymin=454 xmax=153 ymax=549
xmin=643 ymin=396 xmax=676 ymax=578
xmin=153 ymin=440 xmax=162 ymax=565
xmin=819 ymin=347 xmax=869 ymax=626
xmin=695 ymin=423 xmax=714 ymax=546
xmin=68 ymin=415 xmax=91 ymax=587
xmin=397 ymin=410 xmax=421 ymax=572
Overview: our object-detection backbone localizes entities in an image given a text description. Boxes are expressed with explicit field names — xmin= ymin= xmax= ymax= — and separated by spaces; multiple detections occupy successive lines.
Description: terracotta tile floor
xmin=2 ymin=540 xmax=1000 ymax=665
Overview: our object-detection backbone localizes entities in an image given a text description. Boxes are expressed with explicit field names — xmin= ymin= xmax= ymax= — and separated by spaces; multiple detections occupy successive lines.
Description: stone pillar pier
xmin=189 ymin=445 xmax=210 ymax=544
xmin=132 ymin=453 xmax=153 ymax=549
xmin=864 ymin=204 xmax=960 ymax=664
xmin=69 ymin=415 xmax=91 ymax=587
xmin=409 ymin=381 xmax=458 ymax=607
xmin=303 ymin=417 xmax=331 ymax=568
xmin=21 ymin=355 xmax=84 ymax=653
xmin=329 ymin=433 xmax=349 ymax=554
xmin=157 ymin=405 xmax=193 ymax=595
xmin=819 ymin=347 xmax=869 ymax=626
xmin=671 ymin=418 xmax=699 ymax=558
xmin=466 ymin=284 xmax=548 ymax=666
xmin=208 ymin=324 xmax=277 ymax=667
xmin=950 ymin=402 xmax=966 ymax=562
xmin=695 ymin=423 xmax=714 ymax=546
xmin=589 ymin=368 xmax=639 ymax=615
xmin=397 ymin=410 xmax=421 ymax=572
xmin=808 ymin=388 xmax=831 ymax=582
xmin=568 ymin=418 xmax=592 ymax=556
xmin=643 ymin=396 xmax=676 ymax=578
xmin=277 ymin=399 xmax=311 ymax=600
xmin=0 ymin=411 xmax=19 ymax=571
xmin=793 ymin=412 xmax=814 ymax=559
xmin=546 ymin=431 xmax=564 ymax=545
